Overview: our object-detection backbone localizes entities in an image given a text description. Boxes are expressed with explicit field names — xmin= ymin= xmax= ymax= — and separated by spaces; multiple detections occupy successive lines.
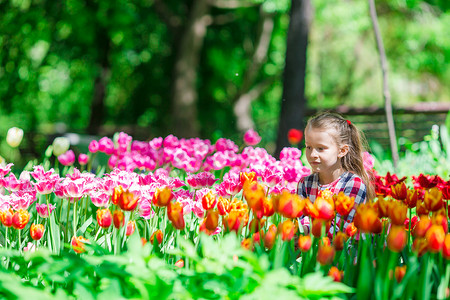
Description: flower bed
xmin=0 ymin=132 xmax=449 ymax=299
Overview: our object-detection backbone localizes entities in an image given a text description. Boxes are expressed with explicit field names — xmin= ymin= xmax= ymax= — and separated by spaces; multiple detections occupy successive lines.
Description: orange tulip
xmin=354 ymin=202 xmax=382 ymax=234
xmin=243 ymin=181 xmax=266 ymax=218
xmin=333 ymin=232 xmax=349 ymax=251
xmin=112 ymin=185 xmax=124 ymax=205
xmin=345 ymin=222 xmax=357 ymax=238
xmin=376 ymin=196 xmax=391 ymax=218
xmin=317 ymin=243 xmax=335 ymax=266
xmin=334 ymin=192 xmax=354 ymax=217
xmin=412 ymin=237 xmax=428 ymax=257
xmin=150 ymin=230 xmax=163 ymax=245
xmin=204 ymin=210 xmax=219 ymax=231
xmin=71 ymin=236 xmax=89 ymax=254
xmin=202 ymin=191 xmax=217 ymax=211
xmin=217 ymin=196 xmax=231 ymax=215
xmin=274 ymin=190 xmax=304 ymax=219
xmin=443 ymin=234 xmax=450 ymax=260
xmin=298 ymin=235 xmax=312 ymax=252
xmin=118 ymin=189 xmax=139 ymax=211
xmin=240 ymin=171 xmax=256 ymax=188
xmin=168 ymin=201 xmax=185 ymax=230
xmin=278 ymin=219 xmax=296 ymax=241
xmin=175 ymin=259 xmax=184 ymax=268
xmin=424 ymin=187 xmax=443 ymax=211
xmin=413 ymin=216 xmax=432 ymax=238
xmin=311 ymin=218 xmax=330 ymax=238
xmin=113 ymin=210 xmax=125 ymax=229
xmin=252 ymin=232 xmax=261 ymax=245
xmin=223 ymin=208 xmax=248 ymax=233
xmin=391 ymin=182 xmax=407 ymax=201
xmin=394 ymin=266 xmax=407 ymax=283
xmin=416 ymin=199 xmax=429 ymax=216
xmin=152 ymin=187 xmax=173 ymax=207
xmin=229 ymin=198 xmax=248 ymax=211
xmin=126 ymin=221 xmax=136 ymax=236
xmin=30 ymin=223 xmax=45 ymax=241
xmin=248 ymin=218 xmax=264 ymax=233
xmin=405 ymin=189 xmax=419 ymax=208
xmin=264 ymin=224 xmax=278 ymax=250
xmin=315 ymin=195 xmax=335 ymax=221
xmin=425 ymin=224 xmax=445 ymax=252
xmin=389 ymin=201 xmax=407 ymax=226
xmin=96 ymin=208 xmax=112 ymax=228
xmin=262 ymin=197 xmax=274 ymax=217
xmin=12 ymin=209 xmax=30 ymax=230
xmin=0 ymin=209 xmax=13 ymax=227
xmin=387 ymin=225 xmax=407 ymax=252
xmin=241 ymin=238 xmax=253 ymax=250
xmin=431 ymin=213 xmax=448 ymax=234
xmin=328 ymin=266 xmax=343 ymax=282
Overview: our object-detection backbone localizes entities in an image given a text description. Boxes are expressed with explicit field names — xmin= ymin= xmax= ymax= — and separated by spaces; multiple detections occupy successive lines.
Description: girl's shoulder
xmin=299 ymin=173 xmax=318 ymax=185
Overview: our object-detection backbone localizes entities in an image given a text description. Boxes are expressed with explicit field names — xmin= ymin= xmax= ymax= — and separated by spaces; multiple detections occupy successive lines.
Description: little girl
xmin=297 ymin=112 xmax=375 ymax=235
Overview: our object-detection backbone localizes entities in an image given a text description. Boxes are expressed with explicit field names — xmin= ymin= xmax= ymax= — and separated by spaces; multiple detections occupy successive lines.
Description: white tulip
xmin=6 ymin=127 xmax=24 ymax=148
xmin=52 ymin=137 xmax=70 ymax=157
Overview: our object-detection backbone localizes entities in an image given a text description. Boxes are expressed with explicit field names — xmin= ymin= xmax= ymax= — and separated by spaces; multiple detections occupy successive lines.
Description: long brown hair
xmin=306 ymin=112 xmax=375 ymax=200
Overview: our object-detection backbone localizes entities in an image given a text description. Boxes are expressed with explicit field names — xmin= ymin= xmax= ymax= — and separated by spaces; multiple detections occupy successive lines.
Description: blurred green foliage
xmin=0 ymin=0 xmax=449 ymax=163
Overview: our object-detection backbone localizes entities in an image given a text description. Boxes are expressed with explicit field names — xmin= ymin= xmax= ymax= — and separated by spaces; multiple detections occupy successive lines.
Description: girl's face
xmin=304 ymin=127 xmax=348 ymax=176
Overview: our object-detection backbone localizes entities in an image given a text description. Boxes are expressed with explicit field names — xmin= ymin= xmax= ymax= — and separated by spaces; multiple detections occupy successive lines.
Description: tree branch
xmin=153 ymin=0 xmax=182 ymax=31
xmin=369 ymin=0 xmax=399 ymax=168
xmin=208 ymin=0 xmax=259 ymax=9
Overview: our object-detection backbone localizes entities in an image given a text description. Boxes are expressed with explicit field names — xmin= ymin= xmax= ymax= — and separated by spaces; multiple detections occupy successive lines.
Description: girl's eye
xmin=318 ymin=148 xmax=324 ymax=151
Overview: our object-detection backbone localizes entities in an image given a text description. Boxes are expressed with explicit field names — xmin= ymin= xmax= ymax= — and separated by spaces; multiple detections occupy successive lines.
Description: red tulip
xmin=12 ymin=209 xmax=30 ymax=230
xmin=150 ymin=230 xmax=163 ymax=245
xmin=113 ymin=210 xmax=125 ymax=229
xmin=152 ymin=187 xmax=173 ymax=207
xmin=126 ymin=221 xmax=136 ymax=236
xmin=264 ymin=224 xmax=278 ymax=250
xmin=97 ymin=208 xmax=112 ymax=228
xmin=30 ymin=224 xmax=45 ymax=241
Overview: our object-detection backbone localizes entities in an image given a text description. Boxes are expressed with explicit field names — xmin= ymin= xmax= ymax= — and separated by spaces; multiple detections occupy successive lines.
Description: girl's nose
xmin=310 ymin=149 xmax=319 ymax=158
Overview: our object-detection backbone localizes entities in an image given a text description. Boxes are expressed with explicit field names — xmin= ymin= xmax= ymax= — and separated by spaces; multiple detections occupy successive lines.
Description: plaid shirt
xmin=297 ymin=171 xmax=367 ymax=236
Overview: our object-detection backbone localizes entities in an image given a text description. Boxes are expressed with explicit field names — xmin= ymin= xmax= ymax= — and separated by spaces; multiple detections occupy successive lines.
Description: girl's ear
xmin=338 ymin=144 xmax=349 ymax=158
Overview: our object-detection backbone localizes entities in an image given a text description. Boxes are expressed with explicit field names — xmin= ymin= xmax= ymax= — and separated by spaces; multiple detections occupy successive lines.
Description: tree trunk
xmin=171 ymin=0 xmax=210 ymax=138
xmin=87 ymin=17 xmax=110 ymax=135
xmin=274 ymin=0 xmax=312 ymax=157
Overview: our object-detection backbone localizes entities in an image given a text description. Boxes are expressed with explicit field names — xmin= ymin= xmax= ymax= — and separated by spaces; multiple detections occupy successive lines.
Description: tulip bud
xmin=167 ymin=201 xmax=185 ymax=230
xmin=78 ymin=154 xmax=89 ymax=166
xmin=118 ymin=189 xmax=139 ymax=211
xmin=241 ymin=238 xmax=253 ymax=250
xmin=97 ymin=208 xmax=112 ymax=228
xmin=333 ymin=232 xmax=349 ymax=251
xmin=152 ymin=187 xmax=173 ymax=207
xmin=6 ymin=127 xmax=24 ymax=148
xmin=150 ymin=230 xmax=163 ymax=245
xmin=30 ymin=223 xmax=45 ymax=241
xmin=425 ymin=225 xmax=445 ymax=252
xmin=88 ymin=140 xmax=99 ymax=153
xmin=424 ymin=187 xmax=444 ymax=212
xmin=52 ymin=137 xmax=70 ymax=157
xmin=287 ymin=128 xmax=303 ymax=145
xmin=126 ymin=221 xmax=136 ymax=236
xmin=328 ymin=266 xmax=343 ymax=282
xmin=278 ymin=219 xmax=296 ymax=241
xmin=204 ymin=210 xmax=219 ymax=231
xmin=263 ymin=224 xmax=277 ymax=250
xmin=412 ymin=237 xmax=428 ymax=257
xmin=443 ymin=234 xmax=450 ymax=260
xmin=175 ymin=259 xmax=184 ymax=268
xmin=394 ymin=266 xmax=407 ymax=283
xmin=113 ymin=210 xmax=125 ymax=229
xmin=345 ymin=222 xmax=357 ymax=237
xmin=334 ymin=192 xmax=354 ymax=217
xmin=112 ymin=186 xmax=124 ymax=205
xmin=317 ymin=243 xmax=335 ymax=266
xmin=217 ymin=197 xmax=231 ymax=215
xmin=298 ymin=235 xmax=312 ymax=252
xmin=0 ymin=209 xmax=13 ymax=227
xmin=387 ymin=225 xmax=407 ymax=252
xmin=413 ymin=216 xmax=432 ymax=238
xmin=71 ymin=236 xmax=89 ymax=254
xmin=201 ymin=191 xmax=217 ymax=211
xmin=243 ymin=129 xmax=261 ymax=146
xmin=12 ymin=209 xmax=30 ymax=230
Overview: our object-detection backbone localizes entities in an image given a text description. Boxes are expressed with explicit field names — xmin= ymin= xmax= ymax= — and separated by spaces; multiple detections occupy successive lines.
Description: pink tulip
xmin=78 ymin=154 xmax=89 ymax=165
xmin=98 ymin=137 xmax=115 ymax=155
xmin=0 ymin=163 xmax=13 ymax=178
xmin=36 ymin=203 xmax=56 ymax=218
xmin=88 ymin=140 xmax=99 ymax=153
xmin=243 ymin=129 xmax=262 ymax=146
xmin=58 ymin=150 xmax=75 ymax=166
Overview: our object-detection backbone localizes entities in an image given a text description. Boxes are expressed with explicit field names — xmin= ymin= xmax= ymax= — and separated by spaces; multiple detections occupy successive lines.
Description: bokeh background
xmin=1 ymin=0 xmax=449 ymax=168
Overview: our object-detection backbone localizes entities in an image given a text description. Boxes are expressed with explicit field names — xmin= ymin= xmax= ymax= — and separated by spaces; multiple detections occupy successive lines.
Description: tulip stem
xmin=73 ymin=200 xmax=78 ymax=237
xmin=5 ymin=227 xmax=8 ymax=250
xmin=66 ymin=201 xmax=72 ymax=243
xmin=46 ymin=194 xmax=56 ymax=253
xmin=84 ymin=196 xmax=89 ymax=224
xmin=18 ymin=229 xmax=22 ymax=254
